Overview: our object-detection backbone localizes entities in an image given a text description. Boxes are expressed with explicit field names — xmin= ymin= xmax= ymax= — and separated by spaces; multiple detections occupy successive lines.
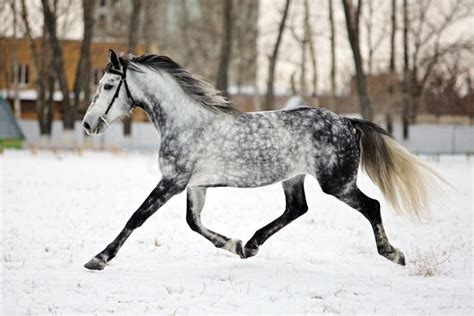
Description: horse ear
xmin=108 ymin=49 xmax=121 ymax=69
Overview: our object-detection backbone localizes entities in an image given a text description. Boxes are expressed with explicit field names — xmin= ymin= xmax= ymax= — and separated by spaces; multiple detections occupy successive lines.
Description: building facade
xmin=0 ymin=37 xmax=146 ymax=120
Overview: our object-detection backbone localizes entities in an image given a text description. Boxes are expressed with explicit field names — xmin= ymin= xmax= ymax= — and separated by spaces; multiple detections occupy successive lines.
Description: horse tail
xmin=349 ymin=118 xmax=446 ymax=220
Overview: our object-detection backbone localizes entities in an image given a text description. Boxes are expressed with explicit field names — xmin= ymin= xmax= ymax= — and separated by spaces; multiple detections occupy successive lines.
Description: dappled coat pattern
xmin=81 ymin=50 xmax=444 ymax=271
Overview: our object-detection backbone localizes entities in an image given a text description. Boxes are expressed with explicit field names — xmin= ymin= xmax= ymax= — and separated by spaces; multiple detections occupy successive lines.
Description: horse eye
xmin=104 ymin=84 xmax=113 ymax=90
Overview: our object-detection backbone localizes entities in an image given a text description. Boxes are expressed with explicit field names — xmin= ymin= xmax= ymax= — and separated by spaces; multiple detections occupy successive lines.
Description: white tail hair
xmin=351 ymin=119 xmax=447 ymax=220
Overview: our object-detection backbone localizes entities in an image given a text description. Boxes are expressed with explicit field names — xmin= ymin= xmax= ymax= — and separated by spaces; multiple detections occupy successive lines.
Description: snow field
xmin=1 ymin=151 xmax=472 ymax=314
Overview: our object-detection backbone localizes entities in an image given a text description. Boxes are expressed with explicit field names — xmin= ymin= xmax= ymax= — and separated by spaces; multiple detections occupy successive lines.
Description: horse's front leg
xmin=84 ymin=177 xmax=187 ymax=270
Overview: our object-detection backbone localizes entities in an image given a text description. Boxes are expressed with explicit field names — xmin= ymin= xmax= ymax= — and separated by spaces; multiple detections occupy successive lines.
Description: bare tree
xmin=424 ymin=50 xmax=473 ymax=115
xmin=20 ymin=0 xmax=52 ymax=137
xmin=128 ymin=0 xmax=142 ymax=54
xmin=141 ymin=1 xmax=154 ymax=52
xmin=81 ymin=1 xmax=94 ymax=109
xmin=215 ymin=0 xmax=234 ymax=95
xmin=304 ymin=0 xmax=318 ymax=98
xmin=265 ymin=0 xmax=291 ymax=110
xmin=179 ymin=0 xmax=196 ymax=62
xmin=402 ymin=0 xmax=410 ymax=139
xmin=8 ymin=0 xmax=21 ymax=119
xmin=342 ymin=0 xmax=373 ymax=120
xmin=124 ymin=0 xmax=142 ymax=137
xmin=364 ymin=0 xmax=388 ymax=75
xmin=386 ymin=0 xmax=396 ymax=134
xmin=287 ymin=0 xmax=319 ymax=102
xmin=402 ymin=0 xmax=472 ymax=138
xmin=73 ymin=0 xmax=95 ymax=114
xmin=233 ymin=0 xmax=256 ymax=95
xmin=409 ymin=0 xmax=471 ymax=121
xmin=41 ymin=0 xmax=74 ymax=130
xmin=290 ymin=71 xmax=298 ymax=95
xmin=288 ymin=0 xmax=318 ymax=101
xmin=299 ymin=26 xmax=308 ymax=99
xmin=328 ymin=0 xmax=337 ymax=111
xmin=289 ymin=6 xmax=308 ymax=99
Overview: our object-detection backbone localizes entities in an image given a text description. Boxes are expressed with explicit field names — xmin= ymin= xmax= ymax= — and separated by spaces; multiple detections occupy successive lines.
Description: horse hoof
xmin=84 ymin=257 xmax=107 ymax=270
xmin=383 ymin=248 xmax=406 ymax=266
xmin=242 ymin=246 xmax=259 ymax=259
xmin=222 ymin=239 xmax=245 ymax=258
xmin=234 ymin=240 xmax=246 ymax=259
xmin=396 ymin=251 xmax=406 ymax=266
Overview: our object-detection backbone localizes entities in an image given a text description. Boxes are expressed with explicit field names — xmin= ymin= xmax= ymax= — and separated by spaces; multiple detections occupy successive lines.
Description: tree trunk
xmin=73 ymin=0 xmax=95 ymax=114
xmin=329 ymin=0 xmax=337 ymax=111
xmin=20 ymin=0 xmax=52 ymax=136
xmin=264 ymin=0 xmax=291 ymax=110
xmin=128 ymin=0 xmax=142 ymax=54
xmin=124 ymin=0 xmax=142 ymax=137
xmin=300 ymin=6 xmax=308 ymax=101
xmin=402 ymin=0 xmax=410 ymax=139
xmin=38 ymin=44 xmax=54 ymax=137
xmin=42 ymin=0 xmax=73 ymax=130
xmin=386 ymin=0 xmax=396 ymax=134
xmin=234 ymin=0 xmax=244 ymax=95
xmin=365 ymin=0 xmax=374 ymax=75
xmin=290 ymin=71 xmax=298 ymax=95
xmin=342 ymin=0 xmax=373 ymax=121
xmin=215 ymin=0 xmax=234 ymax=95
xmin=9 ymin=1 xmax=21 ymax=119
xmin=45 ymin=67 xmax=55 ymax=136
xmin=304 ymin=0 xmax=317 ymax=98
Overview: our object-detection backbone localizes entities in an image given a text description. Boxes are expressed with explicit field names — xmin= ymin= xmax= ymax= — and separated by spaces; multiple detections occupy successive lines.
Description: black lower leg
xmin=84 ymin=178 xmax=185 ymax=270
xmin=244 ymin=175 xmax=308 ymax=258
xmin=334 ymin=188 xmax=405 ymax=265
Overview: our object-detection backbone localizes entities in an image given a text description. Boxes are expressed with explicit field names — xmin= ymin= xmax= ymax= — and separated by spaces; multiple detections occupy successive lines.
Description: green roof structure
xmin=0 ymin=97 xmax=25 ymax=149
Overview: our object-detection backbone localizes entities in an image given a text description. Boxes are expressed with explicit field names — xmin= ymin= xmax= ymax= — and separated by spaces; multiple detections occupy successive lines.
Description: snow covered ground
xmin=1 ymin=150 xmax=472 ymax=315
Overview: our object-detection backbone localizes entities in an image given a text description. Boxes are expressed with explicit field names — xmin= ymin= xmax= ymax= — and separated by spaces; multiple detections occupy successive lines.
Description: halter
xmin=100 ymin=67 xmax=136 ymax=126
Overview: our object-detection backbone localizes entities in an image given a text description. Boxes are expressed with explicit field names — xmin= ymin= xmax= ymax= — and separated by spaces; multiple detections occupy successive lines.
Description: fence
xmin=18 ymin=119 xmax=474 ymax=154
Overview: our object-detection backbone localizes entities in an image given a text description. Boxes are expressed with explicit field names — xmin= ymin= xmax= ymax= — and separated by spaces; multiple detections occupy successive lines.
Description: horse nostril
xmin=83 ymin=121 xmax=91 ymax=132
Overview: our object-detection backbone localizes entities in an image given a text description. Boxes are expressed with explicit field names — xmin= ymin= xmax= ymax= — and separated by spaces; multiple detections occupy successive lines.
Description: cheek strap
xmin=101 ymin=67 xmax=136 ymax=125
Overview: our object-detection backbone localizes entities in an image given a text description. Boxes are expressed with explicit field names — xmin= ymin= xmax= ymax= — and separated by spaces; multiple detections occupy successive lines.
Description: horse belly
xmin=188 ymin=152 xmax=309 ymax=188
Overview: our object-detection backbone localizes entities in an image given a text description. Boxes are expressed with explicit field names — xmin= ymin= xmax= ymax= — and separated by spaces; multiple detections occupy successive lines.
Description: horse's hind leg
xmin=243 ymin=175 xmax=308 ymax=258
xmin=186 ymin=186 xmax=245 ymax=258
xmin=320 ymin=177 xmax=406 ymax=265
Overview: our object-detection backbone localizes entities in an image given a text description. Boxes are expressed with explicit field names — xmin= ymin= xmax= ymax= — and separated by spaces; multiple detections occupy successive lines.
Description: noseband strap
xmin=100 ymin=67 xmax=135 ymax=125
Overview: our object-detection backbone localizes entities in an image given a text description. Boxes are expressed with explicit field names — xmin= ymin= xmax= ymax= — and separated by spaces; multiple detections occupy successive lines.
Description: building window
xmin=10 ymin=64 xmax=29 ymax=86
xmin=100 ymin=0 xmax=107 ymax=6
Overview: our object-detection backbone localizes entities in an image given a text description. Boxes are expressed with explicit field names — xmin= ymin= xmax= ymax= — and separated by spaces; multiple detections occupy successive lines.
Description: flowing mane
xmin=107 ymin=54 xmax=239 ymax=114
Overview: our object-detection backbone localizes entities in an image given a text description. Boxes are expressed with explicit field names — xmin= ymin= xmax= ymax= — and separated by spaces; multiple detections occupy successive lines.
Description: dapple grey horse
xmin=82 ymin=50 xmax=443 ymax=270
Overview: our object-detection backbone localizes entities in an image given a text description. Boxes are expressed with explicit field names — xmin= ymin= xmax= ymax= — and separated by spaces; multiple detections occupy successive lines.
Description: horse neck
xmin=129 ymin=69 xmax=216 ymax=136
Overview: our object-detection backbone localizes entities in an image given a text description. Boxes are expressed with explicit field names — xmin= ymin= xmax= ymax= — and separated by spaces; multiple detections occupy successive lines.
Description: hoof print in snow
xmin=84 ymin=257 xmax=107 ymax=270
